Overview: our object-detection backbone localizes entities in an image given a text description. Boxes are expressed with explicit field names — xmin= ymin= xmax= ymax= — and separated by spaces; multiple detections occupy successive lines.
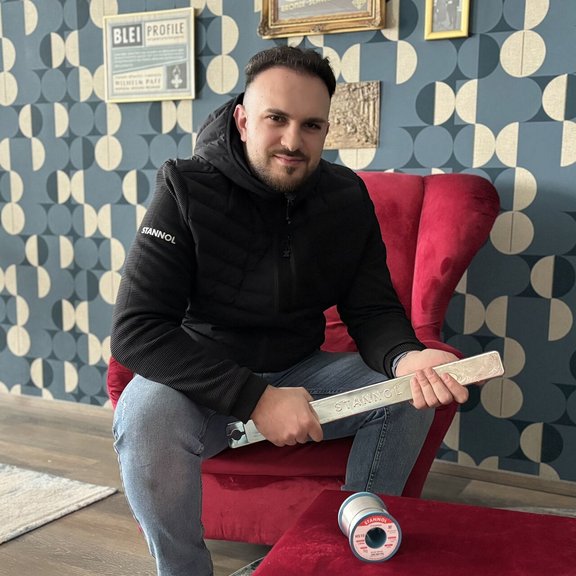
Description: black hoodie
xmin=110 ymin=95 xmax=423 ymax=421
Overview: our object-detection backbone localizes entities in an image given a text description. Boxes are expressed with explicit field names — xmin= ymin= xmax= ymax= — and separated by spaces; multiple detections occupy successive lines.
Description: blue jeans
xmin=113 ymin=351 xmax=434 ymax=576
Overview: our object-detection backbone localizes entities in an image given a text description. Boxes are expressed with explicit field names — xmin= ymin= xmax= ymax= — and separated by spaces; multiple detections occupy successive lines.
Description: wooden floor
xmin=1 ymin=393 xmax=575 ymax=576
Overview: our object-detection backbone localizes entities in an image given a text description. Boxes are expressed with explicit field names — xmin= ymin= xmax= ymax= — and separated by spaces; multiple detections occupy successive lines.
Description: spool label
xmin=351 ymin=514 xmax=400 ymax=561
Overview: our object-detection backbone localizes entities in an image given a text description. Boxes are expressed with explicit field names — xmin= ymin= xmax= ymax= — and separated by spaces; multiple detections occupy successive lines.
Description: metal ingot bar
xmin=226 ymin=351 xmax=504 ymax=448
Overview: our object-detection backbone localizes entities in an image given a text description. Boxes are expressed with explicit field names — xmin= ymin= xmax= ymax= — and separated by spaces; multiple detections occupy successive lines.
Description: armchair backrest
xmin=323 ymin=172 xmax=500 ymax=350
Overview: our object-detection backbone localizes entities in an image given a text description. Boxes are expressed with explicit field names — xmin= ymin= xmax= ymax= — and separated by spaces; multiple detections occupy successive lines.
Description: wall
xmin=0 ymin=0 xmax=575 ymax=483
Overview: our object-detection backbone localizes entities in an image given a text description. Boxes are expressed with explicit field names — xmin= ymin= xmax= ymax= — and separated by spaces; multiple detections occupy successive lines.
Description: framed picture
xmin=259 ymin=0 xmax=385 ymax=39
xmin=324 ymin=81 xmax=380 ymax=150
xmin=425 ymin=0 xmax=470 ymax=40
xmin=103 ymin=8 xmax=195 ymax=103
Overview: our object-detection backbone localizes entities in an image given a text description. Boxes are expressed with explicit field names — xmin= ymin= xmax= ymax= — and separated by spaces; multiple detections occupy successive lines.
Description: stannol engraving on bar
xmin=334 ymin=384 xmax=405 ymax=413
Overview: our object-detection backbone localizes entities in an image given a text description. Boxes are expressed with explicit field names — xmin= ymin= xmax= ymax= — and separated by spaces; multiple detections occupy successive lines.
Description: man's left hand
xmin=395 ymin=349 xmax=470 ymax=409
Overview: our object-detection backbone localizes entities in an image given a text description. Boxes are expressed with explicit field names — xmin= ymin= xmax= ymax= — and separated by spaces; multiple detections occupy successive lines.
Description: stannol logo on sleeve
xmin=140 ymin=226 xmax=176 ymax=244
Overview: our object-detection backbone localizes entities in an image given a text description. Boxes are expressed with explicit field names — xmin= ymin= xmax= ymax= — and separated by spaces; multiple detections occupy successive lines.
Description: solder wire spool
xmin=338 ymin=491 xmax=402 ymax=562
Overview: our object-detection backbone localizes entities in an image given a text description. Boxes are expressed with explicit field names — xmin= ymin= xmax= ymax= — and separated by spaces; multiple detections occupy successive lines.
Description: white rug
xmin=0 ymin=463 xmax=117 ymax=544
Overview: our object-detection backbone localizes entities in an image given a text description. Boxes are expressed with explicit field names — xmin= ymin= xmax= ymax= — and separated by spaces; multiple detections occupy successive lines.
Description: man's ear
xmin=233 ymin=104 xmax=248 ymax=143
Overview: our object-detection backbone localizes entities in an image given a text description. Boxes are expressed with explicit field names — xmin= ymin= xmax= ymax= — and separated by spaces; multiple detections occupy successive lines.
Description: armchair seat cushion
xmin=202 ymin=437 xmax=352 ymax=477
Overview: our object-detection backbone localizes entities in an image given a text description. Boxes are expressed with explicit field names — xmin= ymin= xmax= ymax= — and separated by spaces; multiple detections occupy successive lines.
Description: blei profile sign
xmin=103 ymin=8 xmax=195 ymax=103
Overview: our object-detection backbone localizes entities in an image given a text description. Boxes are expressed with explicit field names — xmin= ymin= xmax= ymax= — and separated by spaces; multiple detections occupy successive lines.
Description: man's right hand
xmin=250 ymin=385 xmax=323 ymax=446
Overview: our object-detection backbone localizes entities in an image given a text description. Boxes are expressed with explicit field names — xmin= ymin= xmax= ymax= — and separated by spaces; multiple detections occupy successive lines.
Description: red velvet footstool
xmin=253 ymin=489 xmax=576 ymax=575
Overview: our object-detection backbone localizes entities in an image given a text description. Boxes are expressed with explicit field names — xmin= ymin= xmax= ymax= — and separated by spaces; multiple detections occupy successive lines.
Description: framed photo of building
xmin=103 ymin=8 xmax=195 ymax=103
xmin=425 ymin=0 xmax=470 ymax=40
xmin=259 ymin=0 xmax=385 ymax=39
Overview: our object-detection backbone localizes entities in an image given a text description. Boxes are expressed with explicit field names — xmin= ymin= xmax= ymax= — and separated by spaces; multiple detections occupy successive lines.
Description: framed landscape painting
xmin=259 ymin=0 xmax=385 ymax=39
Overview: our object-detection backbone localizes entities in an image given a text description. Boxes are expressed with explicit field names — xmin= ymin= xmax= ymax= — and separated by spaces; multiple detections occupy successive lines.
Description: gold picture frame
xmin=425 ymin=0 xmax=470 ymax=40
xmin=259 ymin=0 xmax=385 ymax=39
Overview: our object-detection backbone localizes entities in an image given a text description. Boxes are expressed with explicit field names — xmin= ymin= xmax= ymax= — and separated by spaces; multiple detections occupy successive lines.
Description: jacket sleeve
xmin=337 ymin=183 xmax=425 ymax=377
xmin=110 ymin=160 xmax=268 ymax=421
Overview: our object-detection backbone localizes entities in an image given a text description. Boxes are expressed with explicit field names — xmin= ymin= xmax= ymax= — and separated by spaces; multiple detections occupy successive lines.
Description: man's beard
xmin=250 ymin=152 xmax=309 ymax=194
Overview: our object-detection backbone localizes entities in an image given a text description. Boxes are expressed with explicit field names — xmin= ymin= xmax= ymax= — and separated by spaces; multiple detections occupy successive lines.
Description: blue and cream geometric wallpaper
xmin=1 ymin=0 xmax=575 ymax=484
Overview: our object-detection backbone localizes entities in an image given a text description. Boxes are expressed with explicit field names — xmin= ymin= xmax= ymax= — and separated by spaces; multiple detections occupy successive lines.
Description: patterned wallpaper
xmin=0 ymin=0 xmax=575 ymax=484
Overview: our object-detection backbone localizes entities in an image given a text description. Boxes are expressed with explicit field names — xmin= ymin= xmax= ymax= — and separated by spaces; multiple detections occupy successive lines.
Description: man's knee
xmin=114 ymin=376 xmax=206 ymax=454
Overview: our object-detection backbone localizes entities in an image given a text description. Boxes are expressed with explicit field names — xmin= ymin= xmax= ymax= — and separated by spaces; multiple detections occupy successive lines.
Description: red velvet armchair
xmin=107 ymin=172 xmax=499 ymax=546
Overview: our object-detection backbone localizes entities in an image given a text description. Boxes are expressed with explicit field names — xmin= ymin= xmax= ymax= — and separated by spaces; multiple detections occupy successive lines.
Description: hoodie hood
xmin=193 ymin=94 xmax=323 ymax=201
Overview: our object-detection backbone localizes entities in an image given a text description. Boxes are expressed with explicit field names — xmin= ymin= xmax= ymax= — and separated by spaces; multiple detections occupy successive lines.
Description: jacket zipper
xmin=275 ymin=194 xmax=295 ymax=313
xmin=282 ymin=194 xmax=294 ymax=258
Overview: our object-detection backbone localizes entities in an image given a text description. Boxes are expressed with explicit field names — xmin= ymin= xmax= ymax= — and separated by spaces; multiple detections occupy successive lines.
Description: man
xmin=111 ymin=46 xmax=468 ymax=576
xmin=447 ymin=0 xmax=459 ymax=29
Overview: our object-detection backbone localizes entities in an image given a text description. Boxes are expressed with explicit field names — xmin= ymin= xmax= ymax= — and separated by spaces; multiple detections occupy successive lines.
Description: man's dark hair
xmin=245 ymin=46 xmax=336 ymax=97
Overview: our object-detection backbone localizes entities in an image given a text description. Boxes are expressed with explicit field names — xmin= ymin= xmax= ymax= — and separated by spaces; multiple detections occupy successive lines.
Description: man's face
xmin=234 ymin=66 xmax=331 ymax=194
